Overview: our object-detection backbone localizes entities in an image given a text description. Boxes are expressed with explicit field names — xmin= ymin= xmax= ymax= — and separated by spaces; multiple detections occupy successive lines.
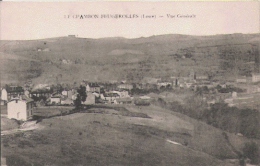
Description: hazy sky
xmin=1 ymin=1 xmax=259 ymax=40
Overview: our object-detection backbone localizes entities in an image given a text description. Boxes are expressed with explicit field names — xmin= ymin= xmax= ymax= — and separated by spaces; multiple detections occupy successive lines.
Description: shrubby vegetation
xmin=134 ymin=99 xmax=150 ymax=106
xmin=154 ymin=96 xmax=260 ymax=164
xmin=218 ymin=45 xmax=255 ymax=76
xmin=216 ymin=85 xmax=245 ymax=93
xmin=130 ymin=85 xmax=172 ymax=95
xmin=154 ymin=97 xmax=260 ymax=139
xmin=203 ymin=103 xmax=260 ymax=139
xmin=243 ymin=141 xmax=259 ymax=165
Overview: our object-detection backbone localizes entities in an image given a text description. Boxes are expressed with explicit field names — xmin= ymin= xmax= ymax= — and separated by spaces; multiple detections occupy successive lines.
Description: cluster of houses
xmin=236 ymin=73 xmax=260 ymax=83
xmin=0 ymin=82 xmax=147 ymax=121
xmin=1 ymin=71 xmax=260 ymax=121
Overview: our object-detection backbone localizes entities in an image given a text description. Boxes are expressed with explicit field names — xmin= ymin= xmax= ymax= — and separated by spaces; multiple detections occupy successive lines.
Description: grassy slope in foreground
xmin=2 ymin=105 xmax=257 ymax=166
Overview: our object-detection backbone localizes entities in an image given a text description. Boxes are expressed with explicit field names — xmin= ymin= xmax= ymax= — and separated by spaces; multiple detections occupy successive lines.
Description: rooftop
xmin=9 ymin=95 xmax=34 ymax=103
xmin=88 ymin=83 xmax=100 ymax=88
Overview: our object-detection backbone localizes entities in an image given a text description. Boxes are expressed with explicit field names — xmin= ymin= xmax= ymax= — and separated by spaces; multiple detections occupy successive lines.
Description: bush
xmin=134 ymin=99 xmax=150 ymax=106
xmin=243 ymin=142 xmax=259 ymax=164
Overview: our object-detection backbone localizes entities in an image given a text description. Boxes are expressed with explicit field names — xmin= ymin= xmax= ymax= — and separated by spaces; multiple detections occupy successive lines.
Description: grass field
xmin=1 ymin=105 xmax=258 ymax=166
xmin=1 ymin=33 xmax=259 ymax=84
xmin=33 ymin=106 xmax=74 ymax=118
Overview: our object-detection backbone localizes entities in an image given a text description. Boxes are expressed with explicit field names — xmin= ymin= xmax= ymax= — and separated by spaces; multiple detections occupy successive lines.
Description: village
xmin=1 ymin=71 xmax=260 ymax=121
xmin=1 ymin=1 xmax=260 ymax=165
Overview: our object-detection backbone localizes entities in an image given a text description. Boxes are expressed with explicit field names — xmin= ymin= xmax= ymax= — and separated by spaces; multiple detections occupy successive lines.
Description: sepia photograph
xmin=0 ymin=1 xmax=260 ymax=166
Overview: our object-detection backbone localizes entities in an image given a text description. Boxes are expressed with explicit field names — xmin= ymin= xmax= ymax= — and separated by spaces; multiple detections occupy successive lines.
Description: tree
xmin=243 ymin=142 xmax=259 ymax=164
xmin=74 ymin=94 xmax=82 ymax=109
xmin=74 ymin=85 xmax=87 ymax=108
xmin=78 ymin=85 xmax=87 ymax=102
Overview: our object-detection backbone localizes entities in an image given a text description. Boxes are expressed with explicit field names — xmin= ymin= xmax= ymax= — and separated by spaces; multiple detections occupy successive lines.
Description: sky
xmin=0 ymin=1 xmax=259 ymax=40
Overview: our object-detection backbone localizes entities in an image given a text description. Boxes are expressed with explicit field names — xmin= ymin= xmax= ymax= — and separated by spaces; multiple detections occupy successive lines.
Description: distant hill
xmin=0 ymin=33 xmax=259 ymax=85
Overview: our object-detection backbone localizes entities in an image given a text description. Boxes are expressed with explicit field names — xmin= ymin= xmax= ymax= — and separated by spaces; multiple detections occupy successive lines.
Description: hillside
xmin=2 ymin=105 xmax=259 ymax=166
xmin=0 ymin=33 xmax=259 ymax=84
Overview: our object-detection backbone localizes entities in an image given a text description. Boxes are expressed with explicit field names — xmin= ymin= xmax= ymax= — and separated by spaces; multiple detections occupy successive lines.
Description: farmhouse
xmin=7 ymin=95 xmax=34 ymax=121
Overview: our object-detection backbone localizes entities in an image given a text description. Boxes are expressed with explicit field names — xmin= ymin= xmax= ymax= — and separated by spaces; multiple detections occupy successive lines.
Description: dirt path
xmin=1 ymin=121 xmax=41 ymax=136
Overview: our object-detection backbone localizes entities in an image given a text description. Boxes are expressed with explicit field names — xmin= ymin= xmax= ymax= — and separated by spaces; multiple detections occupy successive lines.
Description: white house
xmin=61 ymin=98 xmax=74 ymax=105
xmin=83 ymin=92 xmax=95 ymax=105
xmin=1 ymin=88 xmax=8 ymax=101
xmin=7 ymin=96 xmax=34 ymax=121
xmin=100 ymin=93 xmax=120 ymax=103
xmin=111 ymin=90 xmax=130 ymax=98
xmin=50 ymin=96 xmax=61 ymax=105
